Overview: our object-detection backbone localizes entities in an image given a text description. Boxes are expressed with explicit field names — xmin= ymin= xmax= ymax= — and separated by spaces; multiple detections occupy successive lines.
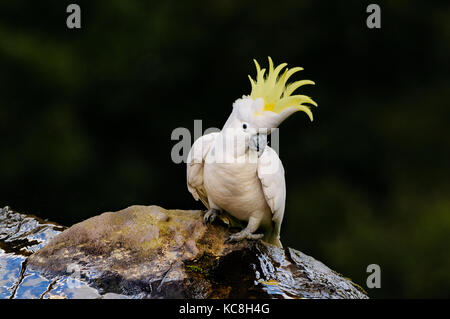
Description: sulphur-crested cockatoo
xmin=187 ymin=57 xmax=317 ymax=248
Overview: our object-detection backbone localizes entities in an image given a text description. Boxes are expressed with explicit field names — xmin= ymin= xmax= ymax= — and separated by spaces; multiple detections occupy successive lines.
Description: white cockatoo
xmin=187 ymin=57 xmax=317 ymax=248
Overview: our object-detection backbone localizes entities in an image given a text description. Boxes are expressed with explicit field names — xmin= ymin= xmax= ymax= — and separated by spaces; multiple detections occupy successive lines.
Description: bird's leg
xmin=225 ymin=216 xmax=264 ymax=243
xmin=203 ymin=208 xmax=220 ymax=225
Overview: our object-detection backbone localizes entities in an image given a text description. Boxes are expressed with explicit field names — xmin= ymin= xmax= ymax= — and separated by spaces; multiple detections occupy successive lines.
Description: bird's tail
xmin=264 ymin=229 xmax=283 ymax=248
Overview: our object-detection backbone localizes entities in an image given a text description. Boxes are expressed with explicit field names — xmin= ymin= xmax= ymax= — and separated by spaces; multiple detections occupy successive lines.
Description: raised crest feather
xmin=248 ymin=57 xmax=317 ymax=121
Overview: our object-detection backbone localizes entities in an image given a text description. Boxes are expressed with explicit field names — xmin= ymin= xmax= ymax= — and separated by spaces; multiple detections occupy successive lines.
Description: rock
xmin=2 ymin=205 xmax=368 ymax=299
xmin=0 ymin=206 xmax=65 ymax=299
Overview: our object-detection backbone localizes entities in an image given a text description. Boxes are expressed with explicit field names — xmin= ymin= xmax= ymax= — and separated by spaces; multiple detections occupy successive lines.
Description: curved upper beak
xmin=249 ymin=133 xmax=267 ymax=157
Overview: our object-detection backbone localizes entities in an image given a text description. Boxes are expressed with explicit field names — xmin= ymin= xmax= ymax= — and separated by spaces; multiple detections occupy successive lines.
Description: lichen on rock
xmin=23 ymin=205 xmax=367 ymax=299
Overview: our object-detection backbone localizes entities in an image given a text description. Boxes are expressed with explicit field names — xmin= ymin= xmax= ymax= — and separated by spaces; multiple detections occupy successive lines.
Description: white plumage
xmin=187 ymin=130 xmax=285 ymax=247
xmin=186 ymin=57 xmax=317 ymax=248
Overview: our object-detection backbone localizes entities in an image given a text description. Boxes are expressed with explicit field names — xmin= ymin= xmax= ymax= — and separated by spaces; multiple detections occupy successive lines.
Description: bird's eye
xmin=242 ymin=123 xmax=248 ymax=130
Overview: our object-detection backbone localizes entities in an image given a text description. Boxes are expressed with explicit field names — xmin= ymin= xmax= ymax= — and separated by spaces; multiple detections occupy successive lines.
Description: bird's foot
xmin=203 ymin=208 xmax=220 ymax=225
xmin=225 ymin=230 xmax=264 ymax=243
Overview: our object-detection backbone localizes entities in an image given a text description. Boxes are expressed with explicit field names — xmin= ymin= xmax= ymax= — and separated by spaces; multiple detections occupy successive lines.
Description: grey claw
xmin=225 ymin=232 xmax=242 ymax=243
xmin=247 ymin=233 xmax=264 ymax=240
xmin=225 ymin=231 xmax=263 ymax=244
xmin=203 ymin=209 xmax=219 ymax=225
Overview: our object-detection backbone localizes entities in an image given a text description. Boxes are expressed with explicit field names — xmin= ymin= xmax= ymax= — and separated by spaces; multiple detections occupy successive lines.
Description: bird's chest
xmin=203 ymin=155 xmax=265 ymax=212
xmin=204 ymin=161 xmax=258 ymax=194
xmin=202 ymin=149 xmax=271 ymax=223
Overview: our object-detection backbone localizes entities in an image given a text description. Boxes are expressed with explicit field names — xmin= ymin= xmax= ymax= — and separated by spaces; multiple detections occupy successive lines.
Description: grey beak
xmin=249 ymin=133 xmax=267 ymax=157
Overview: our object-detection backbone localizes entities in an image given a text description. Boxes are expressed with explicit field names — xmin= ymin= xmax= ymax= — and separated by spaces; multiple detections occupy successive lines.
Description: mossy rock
xmin=27 ymin=205 xmax=368 ymax=299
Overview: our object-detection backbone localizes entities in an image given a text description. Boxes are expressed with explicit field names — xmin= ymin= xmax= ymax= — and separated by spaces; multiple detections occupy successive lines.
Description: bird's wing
xmin=186 ymin=132 xmax=219 ymax=209
xmin=257 ymin=146 xmax=286 ymax=241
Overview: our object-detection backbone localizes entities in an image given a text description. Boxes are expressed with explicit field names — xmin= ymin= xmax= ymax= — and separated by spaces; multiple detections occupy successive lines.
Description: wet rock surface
xmin=1 ymin=205 xmax=368 ymax=299
xmin=0 ymin=206 xmax=65 ymax=298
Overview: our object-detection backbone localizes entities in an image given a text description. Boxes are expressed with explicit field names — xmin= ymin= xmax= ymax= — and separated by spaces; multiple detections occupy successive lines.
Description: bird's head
xmin=222 ymin=57 xmax=317 ymax=156
xmin=224 ymin=57 xmax=317 ymax=131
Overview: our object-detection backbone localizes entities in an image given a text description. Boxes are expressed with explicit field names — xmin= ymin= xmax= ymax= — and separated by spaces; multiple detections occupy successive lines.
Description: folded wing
xmin=257 ymin=146 xmax=286 ymax=245
xmin=186 ymin=132 xmax=219 ymax=208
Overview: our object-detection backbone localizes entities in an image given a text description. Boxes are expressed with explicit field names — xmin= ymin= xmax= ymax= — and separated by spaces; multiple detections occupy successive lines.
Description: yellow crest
xmin=248 ymin=57 xmax=317 ymax=121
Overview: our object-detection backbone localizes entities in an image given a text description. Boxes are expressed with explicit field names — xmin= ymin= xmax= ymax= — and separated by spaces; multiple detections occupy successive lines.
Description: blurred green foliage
xmin=0 ymin=0 xmax=449 ymax=298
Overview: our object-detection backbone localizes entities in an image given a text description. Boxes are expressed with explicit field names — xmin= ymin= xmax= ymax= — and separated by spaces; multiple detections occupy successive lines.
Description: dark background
xmin=0 ymin=0 xmax=449 ymax=298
